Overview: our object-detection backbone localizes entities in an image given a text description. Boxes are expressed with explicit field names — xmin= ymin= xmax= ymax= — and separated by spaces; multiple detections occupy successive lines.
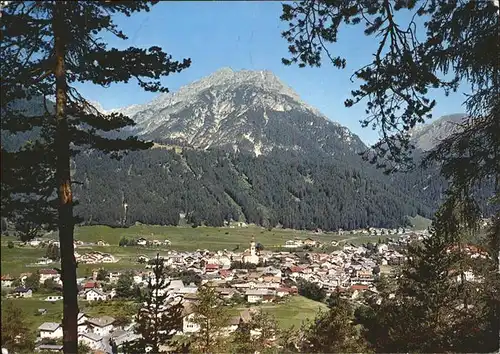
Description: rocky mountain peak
xmin=410 ymin=113 xmax=467 ymax=151
xmin=107 ymin=68 xmax=361 ymax=157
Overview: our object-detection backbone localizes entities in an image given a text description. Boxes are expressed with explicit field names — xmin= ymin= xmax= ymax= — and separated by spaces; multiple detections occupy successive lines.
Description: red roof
xmin=219 ymin=270 xmax=231 ymax=277
xmin=39 ymin=269 xmax=58 ymax=275
xmin=290 ymin=266 xmax=303 ymax=273
xmin=1 ymin=275 xmax=14 ymax=280
xmin=351 ymin=284 xmax=369 ymax=291
xmin=83 ymin=281 xmax=99 ymax=289
xmin=277 ymin=288 xmax=291 ymax=293
xmin=205 ymin=264 xmax=219 ymax=270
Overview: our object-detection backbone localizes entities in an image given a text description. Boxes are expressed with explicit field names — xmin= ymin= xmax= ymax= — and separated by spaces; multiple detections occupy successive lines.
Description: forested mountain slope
xmin=72 ymin=147 xmax=432 ymax=230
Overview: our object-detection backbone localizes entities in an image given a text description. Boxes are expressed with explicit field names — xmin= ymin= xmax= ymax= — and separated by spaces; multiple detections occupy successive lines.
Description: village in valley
xmin=1 ymin=220 xmax=490 ymax=353
xmin=0 ymin=224 xmax=418 ymax=352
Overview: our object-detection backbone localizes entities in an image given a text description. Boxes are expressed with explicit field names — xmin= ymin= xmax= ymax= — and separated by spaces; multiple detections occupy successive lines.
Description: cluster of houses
xmin=23 ymin=238 xmax=101 ymax=248
xmin=135 ymin=237 xmax=171 ymax=247
xmin=338 ymin=227 xmax=408 ymax=236
xmin=36 ymin=313 xmax=121 ymax=352
xmin=283 ymin=237 xmax=321 ymax=249
xmin=75 ymin=251 xmax=116 ymax=264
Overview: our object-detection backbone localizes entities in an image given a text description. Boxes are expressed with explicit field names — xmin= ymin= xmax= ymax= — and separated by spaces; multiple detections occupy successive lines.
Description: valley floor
xmin=1 ymin=224 xmax=385 ymax=277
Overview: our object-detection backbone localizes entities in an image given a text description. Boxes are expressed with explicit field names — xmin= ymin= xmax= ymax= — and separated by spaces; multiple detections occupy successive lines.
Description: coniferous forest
xmin=72 ymin=147 xmax=434 ymax=230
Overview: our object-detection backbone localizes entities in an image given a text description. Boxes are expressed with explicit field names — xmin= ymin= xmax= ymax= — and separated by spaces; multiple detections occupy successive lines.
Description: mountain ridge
xmin=108 ymin=68 xmax=363 ymax=158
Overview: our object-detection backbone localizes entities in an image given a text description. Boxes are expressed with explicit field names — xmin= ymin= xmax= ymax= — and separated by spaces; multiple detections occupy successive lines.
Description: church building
xmin=241 ymin=237 xmax=260 ymax=265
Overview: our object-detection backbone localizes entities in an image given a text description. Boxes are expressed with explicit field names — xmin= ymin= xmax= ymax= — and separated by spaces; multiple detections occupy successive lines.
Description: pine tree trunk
xmin=52 ymin=2 xmax=78 ymax=353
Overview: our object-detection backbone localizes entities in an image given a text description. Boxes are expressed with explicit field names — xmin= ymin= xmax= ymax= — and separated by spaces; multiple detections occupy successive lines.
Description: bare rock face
xmin=410 ymin=113 xmax=467 ymax=152
xmin=114 ymin=68 xmax=365 ymax=158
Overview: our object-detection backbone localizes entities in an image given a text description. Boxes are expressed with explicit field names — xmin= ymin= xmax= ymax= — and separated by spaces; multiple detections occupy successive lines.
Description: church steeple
xmin=250 ymin=236 xmax=256 ymax=256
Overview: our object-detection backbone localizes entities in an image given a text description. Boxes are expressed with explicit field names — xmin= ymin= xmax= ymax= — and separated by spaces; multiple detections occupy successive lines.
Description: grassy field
xmin=0 ymin=296 xmax=137 ymax=334
xmin=407 ymin=215 xmax=432 ymax=230
xmin=2 ymin=296 xmax=65 ymax=333
xmin=2 ymin=294 xmax=323 ymax=338
xmin=256 ymin=295 xmax=327 ymax=329
xmin=1 ymin=224 xmax=382 ymax=277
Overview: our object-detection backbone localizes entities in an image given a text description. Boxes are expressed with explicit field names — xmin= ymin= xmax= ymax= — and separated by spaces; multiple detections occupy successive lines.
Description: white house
xmin=377 ymin=244 xmax=389 ymax=254
xmin=245 ymin=289 xmax=274 ymax=303
xmin=1 ymin=275 xmax=15 ymax=288
xmin=28 ymin=239 xmax=42 ymax=247
xmin=86 ymin=316 xmax=115 ymax=336
xmin=137 ymin=238 xmax=148 ymax=246
xmin=14 ymin=287 xmax=32 ymax=298
xmin=36 ymin=258 xmax=53 ymax=265
xmin=78 ymin=312 xmax=89 ymax=334
xmin=38 ymin=322 xmax=63 ymax=339
xmin=39 ymin=269 xmax=60 ymax=284
xmin=85 ymin=289 xmax=107 ymax=302
xmin=101 ymin=254 xmax=115 ymax=263
xmin=78 ymin=332 xmax=104 ymax=350
xmin=182 ymin=313 xmax=200 ymax=334
xmin=181 ymin=303 xmax=201 ymax=334
xmin=45 ymin=295 xmax=63 ymax=302
xmin=284 ymin=240 xmax=300 ymax=248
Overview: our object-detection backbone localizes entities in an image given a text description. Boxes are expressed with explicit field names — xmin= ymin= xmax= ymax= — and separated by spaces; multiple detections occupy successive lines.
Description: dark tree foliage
xmin=68 ymin=147 xmax=432 ymax=231
xmin=230 ymin=261 xmax=258 ymax=270
xmin=280 ymin=0 xmax=498 ymax=174
xmin=1 ymin=2 xmax=189 ymax=352
xmin=301 ymin=298 xmax=369 ymax=353
xmin=357 ymin=203 xmax=498 ymax=353
xmin=167 ymin=269 xmax=202 ymax=286
xmin=125 ymin=254 xmax=184 ymax=353
xmin=96 ymin=268 xmax=108 ymax=281
xmin=115 ymin=271 xmax=135 ymax=300
xmin=1 ymin=301 xmax=35 ymax=354
xmin=45 ymin=243 xmax=60 ymax=261
xmin=296 ymin=279 xmax=326 ymax=302
xmin=25 ymin=271 xmax=41 ymax=292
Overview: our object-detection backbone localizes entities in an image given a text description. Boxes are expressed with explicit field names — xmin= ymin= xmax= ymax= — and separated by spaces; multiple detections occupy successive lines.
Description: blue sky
xmin=77 ymin=1 xmax=466 ymax=144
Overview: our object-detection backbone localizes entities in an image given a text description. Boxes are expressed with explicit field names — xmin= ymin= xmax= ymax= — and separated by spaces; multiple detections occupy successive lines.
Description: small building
xmin=78 ymin=312 xmax=89 ymax=334
xmin=38 ymin=322 xmax=63 ymax=339
xmin=1 ymin=275 xmax=15 ymax=288
xmin=13 ymin=287 xmax=32 ymax=298
xmin=85 ymin=289 xmax=107 ymax=302
xmin=78 ymin=332 xmax=104 ymax=350
xmin=44 ymin=295 xmax=63 ymax=302
xmin=28 ymin=239 xmax=42 ymax=247
xmin=205 ymin=264 xmax=219 ymax=274
xmin=136 ymin=238 xmax=148 ymax=246
xmin=303 ymin=238 xmax=318 ymax=247
xmin=181 ymin=303 xmax=200 ymax=334
xmin=35 ymin=344 xmax=63 ymax=352
xmin=39 ymin=269 xmax=59 ymax=284
xmin=86 ymin=316 xmax=115 ymax=336
xmin=245 ymin=289 xmax=274 ymax=303
xmin=38 ymin=308 xmax=48 ymax=316
xmin=36 ymin=258 xmax=52 ymax=265
xmin=215 ymin=287 xmax=240 ymax=300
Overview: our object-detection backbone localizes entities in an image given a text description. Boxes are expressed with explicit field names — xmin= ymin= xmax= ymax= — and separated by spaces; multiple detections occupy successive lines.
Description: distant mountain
xmin=398 ymin=113 xmax=495 ymax=216
xmin=410 ymin=113 xmax=467 ymax=152
xmin=115 ymin=68 xmax=365 ymax=158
